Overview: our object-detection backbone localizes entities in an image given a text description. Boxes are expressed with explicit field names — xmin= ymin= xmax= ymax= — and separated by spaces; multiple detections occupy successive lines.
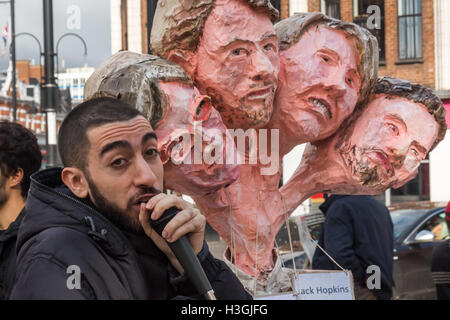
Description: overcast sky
xmin=0 ymin=0 xmax=111 ymax=71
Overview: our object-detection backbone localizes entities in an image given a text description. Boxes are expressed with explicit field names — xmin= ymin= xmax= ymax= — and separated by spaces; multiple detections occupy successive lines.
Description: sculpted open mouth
xmin=308 ymin=97 xmax=332 ymax=119
xmin=246 ymin=86 xmax=273 ymax=101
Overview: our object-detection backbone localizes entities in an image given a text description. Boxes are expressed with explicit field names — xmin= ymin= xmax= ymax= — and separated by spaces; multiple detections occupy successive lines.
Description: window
xmin=391 ymin=159 xmax=429 ymax=201
xmin=375 ymin=157 xmax=430 ymax=205
xmin=353 ymin=0 xmax=386 ymax=63
xmin=398 ymin=0 xmax=422 ymax=60
xmin=321 ymin=0 xmax=341 ymax=19
xmin=146 ymin=0 xmax=159 ymax=53
xmin=26 ymin=87 xmax=34 ymax=97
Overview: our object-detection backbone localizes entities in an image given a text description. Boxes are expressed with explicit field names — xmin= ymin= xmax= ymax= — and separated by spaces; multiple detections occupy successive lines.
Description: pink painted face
xmin=156 ymin=81 xmax=239 ymax=195
xmin=274 ymin=25 xmax=362 ymax=142
xmin=338 ymin=95 xmax=439 ymax=191
xmin=192 ymin=0 xmax=279 ymax=129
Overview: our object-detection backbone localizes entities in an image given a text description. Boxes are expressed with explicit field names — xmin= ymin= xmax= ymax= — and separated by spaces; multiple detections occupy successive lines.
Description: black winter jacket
xmin=0 ymin=208 xmax=25 ymax=299
xmin=10 ymin=168 xmax=251 ymax=300
xmin=431 ymin=239 xmax=450 ymax=300
xmin=312 ymin=195 xmax=394 ymax=300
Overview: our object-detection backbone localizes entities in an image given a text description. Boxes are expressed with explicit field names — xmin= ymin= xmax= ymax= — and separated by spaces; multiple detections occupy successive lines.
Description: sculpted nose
xmin=386 ymin=141 xmax=409 ymax=168
xmin=250 ymin=49 xmax=276 ymax=81
xmin=324 ymin=68 xmax=347 ymax=97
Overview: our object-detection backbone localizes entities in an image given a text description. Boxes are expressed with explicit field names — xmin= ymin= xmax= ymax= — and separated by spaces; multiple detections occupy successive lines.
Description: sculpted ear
xmin=167 ymin=49 xmax=197 ymax=76
xmin=61 ymin=167 xmax=89 ymax=199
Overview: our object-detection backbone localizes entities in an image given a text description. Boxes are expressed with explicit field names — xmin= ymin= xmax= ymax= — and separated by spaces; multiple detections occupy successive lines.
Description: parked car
xmin=390 ymin=201 xmax=449 ymax=300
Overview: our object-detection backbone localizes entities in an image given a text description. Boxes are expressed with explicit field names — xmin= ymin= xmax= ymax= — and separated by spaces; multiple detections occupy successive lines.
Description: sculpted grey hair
xmin=84 ymin=51 xmax=192 ymax=129
xmin=275 ymin=12 xmax=379 ymax=108
xmin=150 ymin=0 xmax=279 ymax=59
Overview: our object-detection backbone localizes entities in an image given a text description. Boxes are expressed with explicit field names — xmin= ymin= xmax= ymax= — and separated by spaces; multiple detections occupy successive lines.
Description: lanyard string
xmin=297 ymin=218 xmax=347 ymax=273
xmin=280 ymin=197 xmax=298 ymax=278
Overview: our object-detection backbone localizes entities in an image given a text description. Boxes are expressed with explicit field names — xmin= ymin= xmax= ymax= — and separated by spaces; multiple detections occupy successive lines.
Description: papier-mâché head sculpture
xmin=151 ymin=0 xmax=280 ymax=130
xmin=330 ymin=77 xmax=446 ymax=193
xmin=270 ymin=12 xmax=378 ymax=153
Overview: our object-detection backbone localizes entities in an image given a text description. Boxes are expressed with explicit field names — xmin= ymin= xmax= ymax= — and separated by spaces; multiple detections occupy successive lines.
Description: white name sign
xmin=293 ymin=270 xmax=354 ymax=300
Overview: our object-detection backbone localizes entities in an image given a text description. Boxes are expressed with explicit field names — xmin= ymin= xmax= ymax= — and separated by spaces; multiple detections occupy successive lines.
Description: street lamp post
xmin=14 ymin=32 xmax=43 ymax=81
xmin=42 ymin=0 xmax=58 ymax=167
xmin=55 ymin=33 xmax=87 ymax=74
xmin=0 ymin=0 xmax=17 ymax=122
xmin=10 ymin=0 xmax=16 ymax=122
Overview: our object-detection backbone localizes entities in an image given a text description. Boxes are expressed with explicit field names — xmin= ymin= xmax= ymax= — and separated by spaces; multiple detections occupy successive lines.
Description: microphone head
xmin=149 ymin=207 xmax=181 ymax=235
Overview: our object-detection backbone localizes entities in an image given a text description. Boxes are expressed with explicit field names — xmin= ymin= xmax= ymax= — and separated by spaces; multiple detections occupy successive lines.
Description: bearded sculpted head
xmin=151 ymin=0 xmax=280 ymax=130
xmin=331 ymin=77 xmax=447 ymax=193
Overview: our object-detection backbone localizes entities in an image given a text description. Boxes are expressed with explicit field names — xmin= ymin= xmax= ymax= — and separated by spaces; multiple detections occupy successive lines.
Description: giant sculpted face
xmin=193 ymin=0 xmax=280 ymax=129
xmin=275 ymin=25 xmax=362 ymax=141
xmin=337 ymin=94 xmax=439 ymax=191
xmin=151 ymin=0 xmax=280 ymax=130
xmin=157 ymin=81 xmax=237 ymax=195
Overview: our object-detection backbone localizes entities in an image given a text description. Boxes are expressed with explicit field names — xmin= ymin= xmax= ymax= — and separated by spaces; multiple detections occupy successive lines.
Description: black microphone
xmin=150 ymin=207 xmax=216 ymax=300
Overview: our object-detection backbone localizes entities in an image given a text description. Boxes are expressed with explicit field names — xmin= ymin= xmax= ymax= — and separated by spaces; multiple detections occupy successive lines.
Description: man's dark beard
xmin=85 ymin=174 xmax=161 ymax=234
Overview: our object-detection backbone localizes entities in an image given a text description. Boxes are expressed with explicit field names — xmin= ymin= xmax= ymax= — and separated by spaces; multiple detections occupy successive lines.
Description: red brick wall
xmin=308 ymin=0 xmax=320 ymax=12
xmin=340 ymin=0 xmax=352 ymax=21
xmin=306 ymin=0 xmax=435 ymax=89
xmin=16 ymin=61 xmax=30 ymax=84
xmin=281 ymin=0 xmax=289 ymax=19
xmin=29 ymin=65 xmax=43 ymax=83
xmin=378 ymin=0 xmax=435 ymax=89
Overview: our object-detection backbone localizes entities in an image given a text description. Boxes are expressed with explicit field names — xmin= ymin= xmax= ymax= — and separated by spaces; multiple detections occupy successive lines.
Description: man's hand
xmin=138 ymin=193 xmax=206 ymax=273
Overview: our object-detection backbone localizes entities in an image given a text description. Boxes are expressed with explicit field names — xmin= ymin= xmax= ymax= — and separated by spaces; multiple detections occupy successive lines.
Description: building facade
xmin=56 ymin=65 xmax=95 ymax=104
xmin=0 ymin=60 xmax=66 ymax=166
xmin=110 ymin=0 xmax=291 ymax=55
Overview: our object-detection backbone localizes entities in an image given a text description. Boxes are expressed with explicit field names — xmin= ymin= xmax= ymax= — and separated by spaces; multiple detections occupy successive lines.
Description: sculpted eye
xmin=411 ymin=148 xmax=419 ymax=157
xmin=263 ymin=43 xmax=276 ymax=52
xmin=386 ymin=123 xmax=399 ymax=136
xmin=322 ymin=56 xmax=330 ymax=63
xmin=231 ymin=48 xmax=248 ymax=57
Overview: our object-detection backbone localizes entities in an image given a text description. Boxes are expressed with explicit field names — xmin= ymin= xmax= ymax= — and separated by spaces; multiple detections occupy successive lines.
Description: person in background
xmin=0 ymin=121 xmax=42 ymax=299
xmin=312 ymin=194 xmax=394 ymax=300
xmin=431 ymin=201 xmax=450 ymax=300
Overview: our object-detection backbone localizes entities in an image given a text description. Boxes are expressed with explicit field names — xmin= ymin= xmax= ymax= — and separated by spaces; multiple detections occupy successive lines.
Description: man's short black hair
xmin=58 ymin=97 xmax=144 ymax=171
xmin=0 ymin=121 xmax=42 ymax=198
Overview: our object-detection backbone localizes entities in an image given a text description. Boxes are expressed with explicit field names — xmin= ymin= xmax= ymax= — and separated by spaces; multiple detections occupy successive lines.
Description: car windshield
xmin=391 ymin=209 xmax=427 ymax=241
